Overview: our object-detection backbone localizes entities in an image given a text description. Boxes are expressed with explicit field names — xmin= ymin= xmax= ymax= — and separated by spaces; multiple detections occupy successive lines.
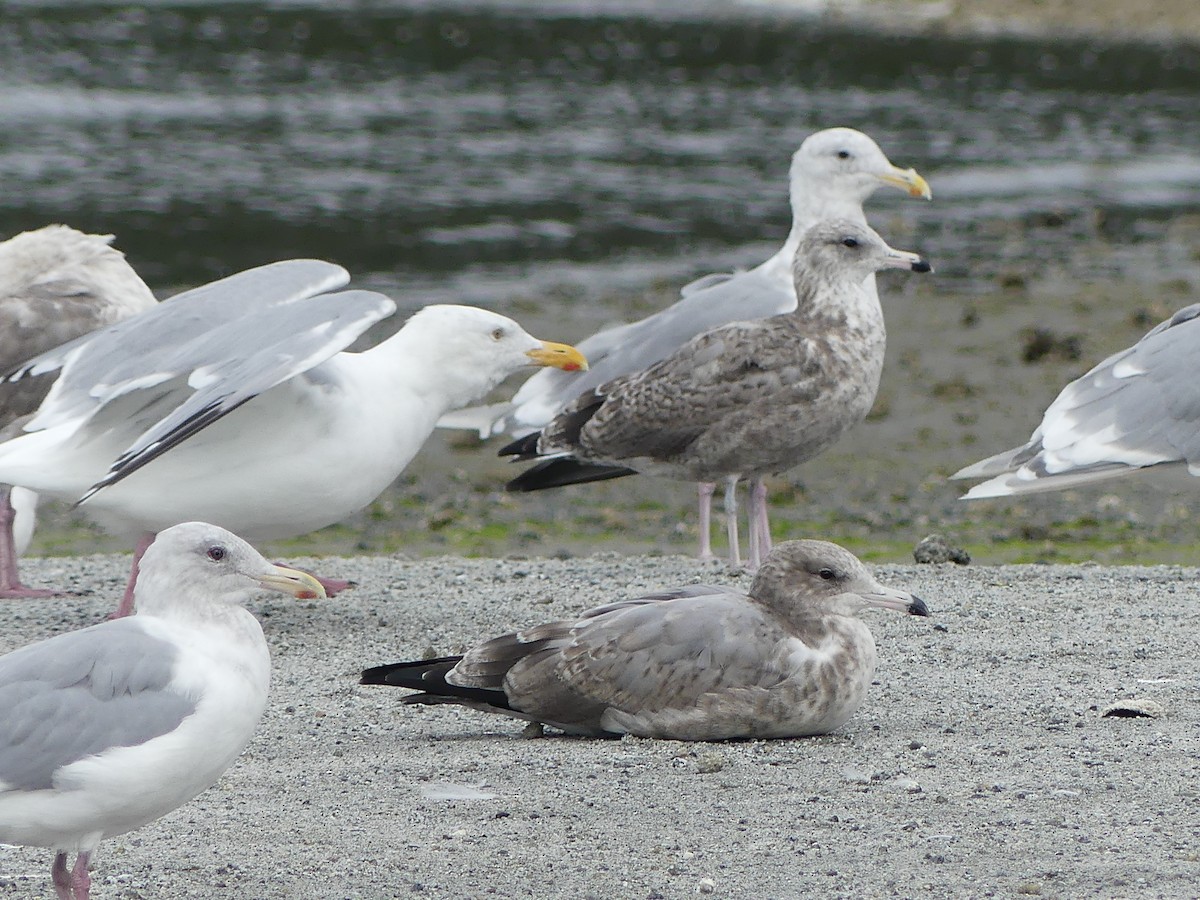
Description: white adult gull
xmin=501 ymin=221 xmax=931 ymax=568
xmin=0 ymin=260 xmax=586 ymax=615
xmin=0 ymin=521 xmax=326 ymax=900
xmin=953 ymin=303 xmax=1200 ymax=498
xmin=440 ymin=127 xmax=932 ymax=559
xmin=0 ymin=225 xmax=156 ymax=597
xmin=362 ymin=539 xmax=929 ymax=741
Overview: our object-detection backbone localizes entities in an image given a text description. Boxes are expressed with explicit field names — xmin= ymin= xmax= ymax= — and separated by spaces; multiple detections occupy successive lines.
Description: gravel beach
xmin=1 ymin=550 xmax=1195 ymax=899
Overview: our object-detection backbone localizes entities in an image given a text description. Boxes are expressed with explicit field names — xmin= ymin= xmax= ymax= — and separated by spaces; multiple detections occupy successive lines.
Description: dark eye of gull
xmin=207 ymin=546 xmax=226 ymax=562
xmin=837 ymin=149 xmax=851 ymax=159
xmin=817 ymin=567 xmax=838 ymax=581
xmin=840 ymin=237 xmax=859 ymax=249
xmin=491 ymin=328 xmax=505 ymax=341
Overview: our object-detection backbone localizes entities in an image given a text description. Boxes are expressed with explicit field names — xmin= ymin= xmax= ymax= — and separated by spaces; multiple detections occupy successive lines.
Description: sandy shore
xmin=1 ymin=550 xmax=1195 ymax=899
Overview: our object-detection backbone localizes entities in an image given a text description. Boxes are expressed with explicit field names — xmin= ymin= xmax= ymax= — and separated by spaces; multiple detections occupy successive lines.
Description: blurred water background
xmin=3 ymin=1 xmax=1200 ymax=562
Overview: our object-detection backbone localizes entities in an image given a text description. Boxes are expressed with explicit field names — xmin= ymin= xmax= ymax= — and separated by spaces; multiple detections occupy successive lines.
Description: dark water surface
xmin=4 ymin=1 xmax=1200 ymax=561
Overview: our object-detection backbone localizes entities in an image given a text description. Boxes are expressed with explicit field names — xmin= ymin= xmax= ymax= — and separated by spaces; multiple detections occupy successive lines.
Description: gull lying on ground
xmin=362 ymin=540 xmax=928 ymax=741
xmin=0 ymin=225 xmax=156 ymax=597
xmin=0 ymin=521 xmax=325 ymax=900
xmin=501 ymin=221 xmax=931 ymax=568
xmin=954 ymin=303 xmax=1200 ymax=498
xmin=0 ymin=260 xmax=586 ymax=614
xmin=440 ymin=127 xmax=931 ymax=559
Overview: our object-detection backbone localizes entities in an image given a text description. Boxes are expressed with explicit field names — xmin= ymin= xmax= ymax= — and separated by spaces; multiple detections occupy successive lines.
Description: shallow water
xmin=4 ymin=1 xmax=1200 ymax=561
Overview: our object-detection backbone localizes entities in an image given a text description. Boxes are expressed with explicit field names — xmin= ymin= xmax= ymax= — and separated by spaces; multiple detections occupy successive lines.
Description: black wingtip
xmin=506 ymin=458 xmax=638 ymax=492
xmin=498 ymin=432 xmax=541 ymax=459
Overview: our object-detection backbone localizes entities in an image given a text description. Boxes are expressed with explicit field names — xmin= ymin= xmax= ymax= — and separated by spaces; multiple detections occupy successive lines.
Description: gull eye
xmin=207 ymin=545 xmax=226 ymax=562
xmin=840 ymin=237 xmax=859 ymax=249
xmin=491 ymin=327 xmax=505 ymax=341
xmin=818 ymin=567 xmax=838 ymax=581
xmin=837 ymin=149 xmax=851 ymax=160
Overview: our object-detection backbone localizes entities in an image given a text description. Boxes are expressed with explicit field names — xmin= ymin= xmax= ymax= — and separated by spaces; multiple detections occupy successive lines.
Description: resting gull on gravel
xmin=501 ymin=221 xmax=931 ymax=568
xmin=0 ymin=225 xmax=156 ymax=597
xmin=0 ymin=521 xmax=325 ymax=900
xmin=440 ymin=127 xmax=931 ymax=559
xmin=954 ymin=303 xmax=1200 ymax=498
xmin=0 ymin=260 xmax=585 ymax=615
xmin=362 ymin=539 xmax=928 ymax=741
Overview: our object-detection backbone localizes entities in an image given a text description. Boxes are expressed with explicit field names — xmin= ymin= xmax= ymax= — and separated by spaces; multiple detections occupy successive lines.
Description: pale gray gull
xmin=0 ymin=521 xmax=325 ymax=900
xmin=361 ymin=539 xmax=928 ymax=741
xmin=0 ymin=260 xmax=586 ymax=615
xmin=440 ymin=127 xmax=932 ymax=559
xmin=954 ymin=303 xmax=1200 ymax=498
xmin=0 ymin=225 xmax=156 ymax=597
xmin=501 ymin=221 xmax=931 ymax=568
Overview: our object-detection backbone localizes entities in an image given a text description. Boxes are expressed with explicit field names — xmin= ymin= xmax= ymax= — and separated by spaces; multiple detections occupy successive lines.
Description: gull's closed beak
xmin=255 ymin=564 xmax=327 ymax=600
xmin=877 ymin=165 xmax=933 ymax=200
xmin=859 ymin=586 xmax=929 ymax=616
xmin=527 ymin=340 xmax=588 ymax=372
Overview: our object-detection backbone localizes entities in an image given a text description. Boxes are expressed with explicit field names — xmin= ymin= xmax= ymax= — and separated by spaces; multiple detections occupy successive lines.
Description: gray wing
xmin=500 ymin=264 xmax=796 ymax=433
xmin=0 ymin=619 xmax=194 ymax=792
xmin=542 ymin=317 xmax=810 ymax=464
xmin=954 ymin=304 xmax=1200 ymax=497
xmin=5 ymin=260 xmax=395 ymax=499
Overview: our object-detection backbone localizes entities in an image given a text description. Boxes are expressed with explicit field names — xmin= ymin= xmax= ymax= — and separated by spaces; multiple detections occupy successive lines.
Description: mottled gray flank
xmin=0 ymin=622 xmax=191 ymax=791
xmin=439 ymin=127 xmax=930 ymax=438
xmin=955 ymin=302 xmax=1200 ymax=498
xmin=366 ymin=541 xmax=925 ymax=740
xmin=0 ymin=225 xmax=156 ymax=426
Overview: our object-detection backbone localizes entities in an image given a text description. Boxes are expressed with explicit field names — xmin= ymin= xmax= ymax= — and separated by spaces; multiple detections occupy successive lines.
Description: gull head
xmin=790 ymin=127 xmax=932 ymax=213
xmin=794 ymin=220 xmax=932 ymax=290
xmin=134 ymin=522 xmax=326 ymax=613
xmin=751 ymin=539 xmax=929 ymax=621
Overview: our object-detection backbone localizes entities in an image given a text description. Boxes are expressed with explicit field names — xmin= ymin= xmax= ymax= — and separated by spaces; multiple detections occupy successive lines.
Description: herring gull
xmin=361 ymin=539 xmax=928 ymax=740
xmin=440 ymin=127 xmax=931 ymax=559
xmin=501 ymin=221 xmax=931 ymax=568
xmin=0 ymin=261 xmax=586 ymax=615
xmin=0 ymin=521 xmax=325 ymax=900
xmin=0 ymin=225 xmax=156 ymax=597
xmin=953 ymin=303 xmax=1200 ymax=498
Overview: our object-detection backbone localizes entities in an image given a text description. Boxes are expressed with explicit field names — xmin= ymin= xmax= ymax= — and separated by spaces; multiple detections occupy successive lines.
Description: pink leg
xmin=696 ymin=482 xmax=716 ymax=561
xmin=272 ymin=563 xmax=355 ymax=596
xmin=51 ymin=852 xmax=72 ymax=900
xmin=113 ymin=531 xmax=156 ymax=619
xmin=749 ymin=477 xmax=773 ymax=569
xmin=723 ymin=476 xmax=741 ymax=568
xmin=0 ymin=488 xmax=56 ymax=598
xmin=71 ymin=851 xmax=91 ymax=900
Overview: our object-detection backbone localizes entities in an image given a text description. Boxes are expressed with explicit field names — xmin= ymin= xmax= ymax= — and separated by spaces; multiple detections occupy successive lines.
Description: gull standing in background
xmin=0 ymin=226 xmax=156 ymax=597
xmin=954 ymin=303 xmax=1200 ymax=498
xmin=440 ymin=127 xmax=931 ymax=558
xmin=0 ymin=261 xmax=586 ymax=615
xmin=362 ymin=540 xmax=928 ymax=741
xmin=502 ymin=222 xmax=931 ymax=568
xmin=0 ymin=522 xmax=325 ymax=900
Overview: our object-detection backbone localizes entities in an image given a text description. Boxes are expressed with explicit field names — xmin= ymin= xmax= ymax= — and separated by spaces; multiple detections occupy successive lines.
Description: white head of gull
xmin=437 ymin=127 xmax=931 ymax=560
xmin=0 ymin=225 xmax=156 ymax=598
xmin=501 ymin=220 xmax=932 ymax=568
xmin=362 ymin=539 xmax=928 ymax=741
xmin=0 ymin=263 xmax=586 ymax=615
xmin=0 ymin=521 xmax=325 ymax=900
xmin=953 ymin=303 xmax=1200 ymax=498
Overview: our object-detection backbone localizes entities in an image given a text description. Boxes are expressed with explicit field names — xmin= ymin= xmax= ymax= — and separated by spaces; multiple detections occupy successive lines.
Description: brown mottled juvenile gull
xmin=954 ymin=303 xmax=1200 ymax=498
xmin=0 ymin=521 xmax=325 ymax=900
xmin=439 ymin=127 xmax=932 ymax=559
xmin=501 ymin=221 xmax=931 ymax=568
xmin=361 ymin=539 xmax=928 ymax=741
xmin=0 ymin=260 xmax=586 ymax=615
xmin=0 ymin=225 xmax=156 ymax=597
